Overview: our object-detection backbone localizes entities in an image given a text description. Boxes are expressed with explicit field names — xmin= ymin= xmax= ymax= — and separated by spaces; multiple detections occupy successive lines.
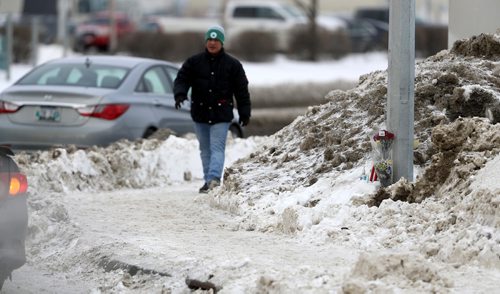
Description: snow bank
xmin=16 ymin=33 xmax=500 ymax=292
xmin=209 ymin=33 xmax=500 ymax=290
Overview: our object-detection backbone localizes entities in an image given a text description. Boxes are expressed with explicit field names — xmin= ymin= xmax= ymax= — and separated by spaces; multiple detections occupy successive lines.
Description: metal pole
xmin=31 ymin=16 xmax=40 ymax=66
xmin=109 ymin=0 xmax=117 ymax=53
xmin=57 ymin=0 xmax=64 ymax=43
xmin=387 ymin=0 xmax=415 ymax=183
xmin=57 ymin=0 xmax=70 ymax=57
xmin=6 ymin=13 xmax=13 ymax=80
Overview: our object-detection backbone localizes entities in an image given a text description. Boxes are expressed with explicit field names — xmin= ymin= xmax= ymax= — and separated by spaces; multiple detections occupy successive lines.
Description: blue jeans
xmin=194 ymin=122 xmax=230 ymax=183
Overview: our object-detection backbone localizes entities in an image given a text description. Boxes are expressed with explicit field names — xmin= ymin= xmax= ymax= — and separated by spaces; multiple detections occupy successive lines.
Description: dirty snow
xmin=2 ymin=34 xmax=500 ymax=293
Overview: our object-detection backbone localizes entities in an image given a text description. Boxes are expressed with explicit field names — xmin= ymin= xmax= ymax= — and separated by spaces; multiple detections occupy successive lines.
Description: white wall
xmin=0 ymin=0 xmax=23 ymax=14
xmin=449 ymin=0 xmax=500 ymax=48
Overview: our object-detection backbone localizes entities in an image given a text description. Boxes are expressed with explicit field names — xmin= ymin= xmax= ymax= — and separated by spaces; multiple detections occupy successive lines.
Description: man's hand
xmin=239 ymin=116 xmax=250 ymax=127
xmin=175 ymin=96 xmax=187 ymax=109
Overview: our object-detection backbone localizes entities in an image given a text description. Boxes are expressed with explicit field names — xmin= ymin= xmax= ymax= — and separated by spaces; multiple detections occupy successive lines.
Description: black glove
xmin=239 ymin=116 xmax=250 ymax=127
xmin=175 ymin=95 xmax=187 ymax=109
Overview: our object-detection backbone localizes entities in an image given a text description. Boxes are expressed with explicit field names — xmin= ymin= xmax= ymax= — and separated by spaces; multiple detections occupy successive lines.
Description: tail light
xmin=9 ymin=173 xmax=28 ymax=196
xmin=77 ymin=104 xmax=130 ymax=120
xmin=0 ymin=101 xmax=20 ymax=114
xmin=0 ymin=172 xmax=28 ymax=197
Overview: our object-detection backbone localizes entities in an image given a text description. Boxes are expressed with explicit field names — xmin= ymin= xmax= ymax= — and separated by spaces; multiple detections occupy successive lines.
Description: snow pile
xmin=208 ymin=33 xmax=500 ymax=290
xmin=342 ymin=252 xmax=452 ymax=293
xmin=14 ymin=33 xmax=500 ymax=292
xmin=17 ymin=135 xmax=264 ymax=195
xmin=17 ymin=135 xmax=266 ymax=268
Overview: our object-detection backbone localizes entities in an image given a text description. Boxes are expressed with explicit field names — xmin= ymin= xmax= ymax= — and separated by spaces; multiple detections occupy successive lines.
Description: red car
xmin=0 ymin=146 xmax=28 ymax=290
xmin=74 ymin=12 xmax=135 ymax=52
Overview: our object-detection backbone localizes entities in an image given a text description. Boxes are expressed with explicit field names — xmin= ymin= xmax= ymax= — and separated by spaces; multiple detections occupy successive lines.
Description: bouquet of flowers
xmin=370 ymin=129 xmax=395 ymax=187
xmin=372 ymin=130 xmax=395 ymax=160
xmin=374 ymin=159 xmax=393 ymax=186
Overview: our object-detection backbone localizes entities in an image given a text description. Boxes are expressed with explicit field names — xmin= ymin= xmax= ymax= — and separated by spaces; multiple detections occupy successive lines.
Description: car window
xmin=256 ymin=7 xmax=284 ymax=20
xmin=233 ymin=7 xmax=284 ymax=21
xmin=280 ymin=4 xmax=305 ymax=19
xmin=16 ymin=63 xmax=128 ymax=89
xmin=34 ymin=67 xmax=62 ymax=85
xmin=135 ymin=79 xmax=151 ymax=93
xmin=233 ymin=7 xmax=256 ymax=18
xmin=88 ymin=18 xmax=109 ymax=25
xmin=138 ymin=66 xmax=172 ymax=95
xmin=164 ymin=66 xmax=192 ymax=98
xmin=164 ymin=66 xmax=178 ymax=84
xmin=95 ymin=68 xmax=127 ymax=88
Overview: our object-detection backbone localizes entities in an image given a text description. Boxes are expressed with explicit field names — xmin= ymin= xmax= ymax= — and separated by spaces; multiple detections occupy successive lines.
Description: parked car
xmin=354 ymin=7 xmax=390 ymax=23
xmin=150 ymin=0 xmax=342 ymax=53
xmin=353 ymin=7 xmax=448 ymax=57
xmin=0 ymin=146 xmax=28 ymax=290
xmin=73 ymin=12 xmax=136 ymax=52
xmin=343 ymin=17 xmax=388 ymax=52
xmin=137 ymin=16 xmax=164 ymax=33
xmin=0 ymin=55 xmax=244 ymax=150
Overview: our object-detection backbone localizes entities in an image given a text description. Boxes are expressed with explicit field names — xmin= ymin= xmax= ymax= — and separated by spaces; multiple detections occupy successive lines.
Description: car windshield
xmin=16 ymin=63 xmax=130 ymax=89
xmin=280 ymin=4 xmax=306 ymax=19
xmin=86 ymin=17 xmax=130 ymax=26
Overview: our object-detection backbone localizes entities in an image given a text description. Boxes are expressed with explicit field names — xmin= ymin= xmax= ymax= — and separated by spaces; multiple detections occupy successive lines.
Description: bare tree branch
xmin=293 ymin=0 xmax=312 ymax=17
xmin=292 ymin=0 xmax=319 ymax=61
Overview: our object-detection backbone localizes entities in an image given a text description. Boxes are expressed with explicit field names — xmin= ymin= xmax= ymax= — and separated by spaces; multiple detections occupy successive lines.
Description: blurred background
xmin=0 ymin=0 xmax=450 ymax=137
xmin=0 ymin=0 xmax=449 ymax=64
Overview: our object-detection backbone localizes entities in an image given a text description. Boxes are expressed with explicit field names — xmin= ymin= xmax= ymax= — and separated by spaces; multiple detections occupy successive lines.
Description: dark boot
xmin=199 ymin=182 xmax=209 ymax=193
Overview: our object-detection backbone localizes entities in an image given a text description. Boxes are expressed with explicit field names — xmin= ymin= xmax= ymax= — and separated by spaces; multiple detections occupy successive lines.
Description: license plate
xmin=36 ymin=106 xmax=61 ymax=122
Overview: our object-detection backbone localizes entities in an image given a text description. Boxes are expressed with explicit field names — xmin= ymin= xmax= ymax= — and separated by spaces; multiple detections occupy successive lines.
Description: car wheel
xmin=229 ymin=124 xmax=243 ymax=139
xmin=143 ymin=127 xmax=157 ymax=139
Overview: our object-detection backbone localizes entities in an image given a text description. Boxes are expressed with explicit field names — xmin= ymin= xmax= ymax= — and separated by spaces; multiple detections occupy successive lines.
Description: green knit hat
xmin=205 ymin=25 xmax=225 ymax=44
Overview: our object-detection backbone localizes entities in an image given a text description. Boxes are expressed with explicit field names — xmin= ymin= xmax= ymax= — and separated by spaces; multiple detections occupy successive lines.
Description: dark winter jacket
xmin=173 ymin=48 xmax=251 ymax=124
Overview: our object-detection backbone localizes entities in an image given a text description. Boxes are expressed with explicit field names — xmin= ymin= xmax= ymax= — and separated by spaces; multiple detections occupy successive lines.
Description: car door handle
xmin=153 ymin=99 xmax=161 ymax=106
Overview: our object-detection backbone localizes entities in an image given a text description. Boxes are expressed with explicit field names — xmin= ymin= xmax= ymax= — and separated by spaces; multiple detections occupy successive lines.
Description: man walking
xmin=174 ymin=25 xmax=251 ymax=193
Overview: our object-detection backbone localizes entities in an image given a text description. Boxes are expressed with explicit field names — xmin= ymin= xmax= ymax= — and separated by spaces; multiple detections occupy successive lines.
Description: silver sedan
xmin=0 ymin=55 xmax=243 ymax=150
